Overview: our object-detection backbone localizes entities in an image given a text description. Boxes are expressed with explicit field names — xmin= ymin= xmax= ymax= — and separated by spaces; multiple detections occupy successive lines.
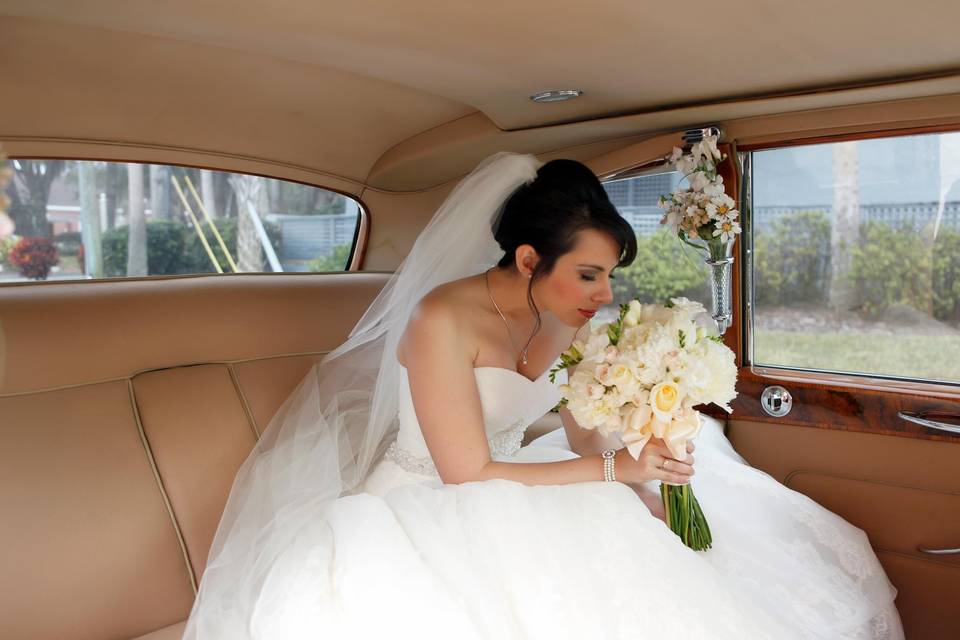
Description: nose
xmin=594 ymin=280 xmax=614 ymax=306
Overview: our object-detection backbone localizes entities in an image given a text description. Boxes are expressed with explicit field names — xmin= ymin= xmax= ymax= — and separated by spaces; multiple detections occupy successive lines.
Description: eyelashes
xmin=580 ymin=273 xmax=616 ymax=282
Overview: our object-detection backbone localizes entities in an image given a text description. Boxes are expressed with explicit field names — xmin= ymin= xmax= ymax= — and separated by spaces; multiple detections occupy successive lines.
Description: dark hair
xmin=492 ymin=158 xmax=638 ymax=340
xmin=493 ymin=159 xmax=637 ymax=274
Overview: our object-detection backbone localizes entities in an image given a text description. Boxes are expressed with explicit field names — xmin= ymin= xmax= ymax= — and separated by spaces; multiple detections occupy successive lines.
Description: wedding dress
xmin=223 ymin=364 xmax=900 ymax=639
xmin=182 ymin=153 xmax=902 ymax=640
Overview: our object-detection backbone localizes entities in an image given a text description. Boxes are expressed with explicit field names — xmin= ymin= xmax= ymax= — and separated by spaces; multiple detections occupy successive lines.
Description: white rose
xmin=608 ymin=362 xmax=640 ymax=398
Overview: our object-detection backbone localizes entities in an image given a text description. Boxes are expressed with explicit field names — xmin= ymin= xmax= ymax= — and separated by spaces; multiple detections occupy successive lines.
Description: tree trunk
xmin=78 ymin=162 xmax=103 ymax=277
xmin=126 ymin=163 xmax=148 ymax=276
xmin=8 ymin=159 xmax=65 ymax=237
xmin=150 ymin=165 xmax=171 ymax=220
xmin=267 ymin=178 xmax=280 ymax=215
xmin=104 ymin=162 xmax=123 ymax=230
xmin=200 ymin=169 xmax=218 ymax=218
xmin=229 ymin=174 xmax=264 ymax=272
xmin=829 ymin=142 xmax=860 ymax=311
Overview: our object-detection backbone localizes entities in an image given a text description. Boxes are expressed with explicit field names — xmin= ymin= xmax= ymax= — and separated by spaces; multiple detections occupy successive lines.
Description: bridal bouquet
xmin=552 ymin=298 xmax=737 ymax=550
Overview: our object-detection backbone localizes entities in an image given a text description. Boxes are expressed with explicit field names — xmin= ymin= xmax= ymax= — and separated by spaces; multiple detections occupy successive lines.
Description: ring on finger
xmin=662 ymin=458 xmax=670 ymax=471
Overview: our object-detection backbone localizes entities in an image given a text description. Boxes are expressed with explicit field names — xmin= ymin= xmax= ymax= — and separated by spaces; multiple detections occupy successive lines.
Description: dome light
xmin=530 ymin=89 xmax=583 ymax=103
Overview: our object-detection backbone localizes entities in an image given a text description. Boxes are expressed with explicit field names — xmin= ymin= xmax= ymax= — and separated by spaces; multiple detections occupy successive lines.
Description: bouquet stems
xmin=660 ymin=483 xmax=712 ymax=551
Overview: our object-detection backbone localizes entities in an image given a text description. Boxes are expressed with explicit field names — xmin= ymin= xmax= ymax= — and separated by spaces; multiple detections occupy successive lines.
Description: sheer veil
xmin=183 ymin=152 xmax=542 ymax=638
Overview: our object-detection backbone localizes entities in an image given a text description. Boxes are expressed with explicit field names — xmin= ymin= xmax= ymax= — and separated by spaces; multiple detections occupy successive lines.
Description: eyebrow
xmin=577 ymin=263 xmax=612 ymax=271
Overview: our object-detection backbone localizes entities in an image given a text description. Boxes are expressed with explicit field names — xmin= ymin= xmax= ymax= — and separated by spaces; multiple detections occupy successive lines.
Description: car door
xmin=723 ymin=127 xmax=960 ymax=640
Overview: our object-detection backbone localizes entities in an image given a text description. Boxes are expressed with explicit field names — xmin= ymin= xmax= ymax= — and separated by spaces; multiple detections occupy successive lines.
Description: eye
xmin=580 ymin=274 xmax=597 ymax=282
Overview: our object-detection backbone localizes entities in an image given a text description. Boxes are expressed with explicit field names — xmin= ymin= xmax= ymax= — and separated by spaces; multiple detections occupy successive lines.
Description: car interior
xmin=0 ymin=3 xmax=958 ymax=639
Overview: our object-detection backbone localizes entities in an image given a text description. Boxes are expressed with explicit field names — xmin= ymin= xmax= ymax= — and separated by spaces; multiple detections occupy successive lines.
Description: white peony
xmin=581 ymin=331 xmax=610 ymax=364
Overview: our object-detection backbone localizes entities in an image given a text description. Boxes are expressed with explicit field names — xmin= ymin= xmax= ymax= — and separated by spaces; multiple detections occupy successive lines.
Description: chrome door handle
xmin=917 ymin=546 xmax=960 ymax=555
xmin=897 ymin=411 xmax=960 ymax=435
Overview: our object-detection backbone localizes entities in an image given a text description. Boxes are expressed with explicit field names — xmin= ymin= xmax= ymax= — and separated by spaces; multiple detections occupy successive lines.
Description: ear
xmin=513 ymin=244 xmax=540 ymax=278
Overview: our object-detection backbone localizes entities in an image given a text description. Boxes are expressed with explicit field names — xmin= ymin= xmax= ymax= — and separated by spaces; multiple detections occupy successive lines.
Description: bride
xmin=183 ymin=153 xmax=902 ymax=639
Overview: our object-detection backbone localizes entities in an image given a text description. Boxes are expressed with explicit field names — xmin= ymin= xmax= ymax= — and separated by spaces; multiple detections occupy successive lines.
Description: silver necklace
xmin=484 ymin=267 xmax=533 ymax=365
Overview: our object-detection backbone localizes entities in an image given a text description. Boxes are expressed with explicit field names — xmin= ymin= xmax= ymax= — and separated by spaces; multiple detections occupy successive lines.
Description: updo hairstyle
xmin=491 ymin=158 xmax=638 ymax=334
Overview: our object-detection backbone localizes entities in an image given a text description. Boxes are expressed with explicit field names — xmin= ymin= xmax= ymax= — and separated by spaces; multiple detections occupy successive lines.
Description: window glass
xmin=751 ymin=131 xmax=960 ymax=384
xmin=602 ymin=170 xmax=710 ymax=321
xmin=0 ymin=160 xmax=360 ymax=283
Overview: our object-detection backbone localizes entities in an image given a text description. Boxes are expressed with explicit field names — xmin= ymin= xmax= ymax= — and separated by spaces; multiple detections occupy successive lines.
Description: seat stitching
xmin=0 ymin=350 xmax=331 ymax=398
xmin=126 ymin=378 xmax=198 ymax=595
xmin=228 ymin=363 xmax=261 ymax=441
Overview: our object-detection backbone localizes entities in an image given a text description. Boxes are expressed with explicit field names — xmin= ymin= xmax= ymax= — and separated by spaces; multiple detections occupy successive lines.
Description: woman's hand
xmin=614 ymin=438 xmax=695 ymax=486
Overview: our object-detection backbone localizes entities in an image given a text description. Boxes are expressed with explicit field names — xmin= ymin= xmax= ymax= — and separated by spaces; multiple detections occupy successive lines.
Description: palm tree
xmin=229 ymin=174 xmax=265 ymax=272
xmin=78 ymin=162 xmax=103 ymax=277
xmin=149 ymin=165 xmax=171 ymax=220
xmin=200 ymin=169 xmax=218 ymax=218
xmin=829 ymin=141 xmax=860 ymax=311
xmin=126 ymin=163 xmax=147 ymax=276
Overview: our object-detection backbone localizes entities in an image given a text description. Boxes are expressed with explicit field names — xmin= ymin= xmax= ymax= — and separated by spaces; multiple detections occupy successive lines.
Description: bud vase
xmin=704 ymin=239 xmax=735 ymax=334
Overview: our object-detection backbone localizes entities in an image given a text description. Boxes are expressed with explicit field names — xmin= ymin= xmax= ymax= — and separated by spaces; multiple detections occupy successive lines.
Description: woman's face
xmin=537 ymin=228 xmax=620 ymax=327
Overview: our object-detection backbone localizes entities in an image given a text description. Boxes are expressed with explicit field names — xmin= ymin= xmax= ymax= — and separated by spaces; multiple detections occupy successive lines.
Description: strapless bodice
xmin=384 ymin=365 xmax=562 ymax=476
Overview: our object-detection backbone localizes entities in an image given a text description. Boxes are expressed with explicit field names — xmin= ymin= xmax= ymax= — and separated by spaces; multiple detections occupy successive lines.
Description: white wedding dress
xmin=240 ymin=364 xmax=902 ymax=640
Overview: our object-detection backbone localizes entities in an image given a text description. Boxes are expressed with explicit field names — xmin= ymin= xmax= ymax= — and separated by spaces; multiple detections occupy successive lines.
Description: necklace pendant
xmin=521 ymin=353 xmax=528 ymax=365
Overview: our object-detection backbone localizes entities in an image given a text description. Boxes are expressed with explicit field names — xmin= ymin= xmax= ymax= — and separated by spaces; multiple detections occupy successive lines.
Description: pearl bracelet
xmin=601 ymin=449 xmax=616 ymax=482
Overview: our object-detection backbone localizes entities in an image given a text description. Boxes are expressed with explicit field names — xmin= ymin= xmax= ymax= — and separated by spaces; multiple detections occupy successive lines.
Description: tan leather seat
xmin=0 ymin=273 xmax=388 ymax=640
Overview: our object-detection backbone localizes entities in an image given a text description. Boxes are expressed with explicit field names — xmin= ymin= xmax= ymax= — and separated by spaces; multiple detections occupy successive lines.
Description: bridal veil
xmin=183 ymin=152 xmax=541 ymax=638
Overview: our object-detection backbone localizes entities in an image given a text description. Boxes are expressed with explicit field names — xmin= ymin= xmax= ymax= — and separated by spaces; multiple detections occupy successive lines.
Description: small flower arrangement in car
xmin=657 ymin=130 xmax=742 ymax=333
xmin=658 ymin=130 xmax=742 ymax=258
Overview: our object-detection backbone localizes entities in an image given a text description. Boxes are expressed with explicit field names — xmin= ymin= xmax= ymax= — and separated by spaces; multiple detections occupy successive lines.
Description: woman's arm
xmin=559 ymin=404 xmax=624 ymax=457
xmin=399 ymin=298 xmax=693 ymax=487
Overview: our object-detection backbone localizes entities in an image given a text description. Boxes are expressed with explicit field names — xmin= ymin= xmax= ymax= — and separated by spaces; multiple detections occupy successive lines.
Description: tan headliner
xmin=2 ymin=2 xmax=960 ymax=191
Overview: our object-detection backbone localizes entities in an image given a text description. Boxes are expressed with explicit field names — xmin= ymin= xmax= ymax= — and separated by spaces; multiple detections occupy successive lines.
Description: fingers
xmin=649 ymin=440 xmax=695 ymax=466
xmin=661 ymin=472 xmax=692 ymax=486
xmin=686 ymin=441 xmax=696 ymax=454
xmin=661 ymin=457 xmax=694 ymax=478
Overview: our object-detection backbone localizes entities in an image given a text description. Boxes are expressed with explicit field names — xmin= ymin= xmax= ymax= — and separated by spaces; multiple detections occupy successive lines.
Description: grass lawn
xmin=753 ymin=330 xmax=960 ymax=383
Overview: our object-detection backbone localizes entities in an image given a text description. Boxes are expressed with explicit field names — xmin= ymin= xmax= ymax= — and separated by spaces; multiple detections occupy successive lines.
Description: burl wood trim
xmin=719 ymin=374 xmax=960 ymax=444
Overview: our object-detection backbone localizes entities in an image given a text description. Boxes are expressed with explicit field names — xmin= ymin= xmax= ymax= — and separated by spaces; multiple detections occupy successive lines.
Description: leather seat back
xmin=0 ymin=273 xmax=388 ymax=640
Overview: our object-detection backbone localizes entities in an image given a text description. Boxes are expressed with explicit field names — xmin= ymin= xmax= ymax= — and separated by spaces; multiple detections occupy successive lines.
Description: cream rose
xmin=650 ymin=380 xmax=682 ymax=421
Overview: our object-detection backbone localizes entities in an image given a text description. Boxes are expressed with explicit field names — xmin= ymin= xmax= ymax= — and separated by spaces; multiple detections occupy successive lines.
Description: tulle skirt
xmin=238 ymin=417 xmax=902 ymax=640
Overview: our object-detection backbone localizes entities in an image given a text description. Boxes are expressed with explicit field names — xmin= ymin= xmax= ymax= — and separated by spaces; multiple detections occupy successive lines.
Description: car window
xmin=0 ymin=160 xmax=362 ymax=282
xmin=749 ymin=131 xmax=960 ymax=384
xmin=603 ymin=169 xmax=710 ymax=318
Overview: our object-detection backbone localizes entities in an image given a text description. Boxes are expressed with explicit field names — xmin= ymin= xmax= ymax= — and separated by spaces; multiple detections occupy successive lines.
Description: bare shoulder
xmin=397 ymin=276 xmax=482 ymax=365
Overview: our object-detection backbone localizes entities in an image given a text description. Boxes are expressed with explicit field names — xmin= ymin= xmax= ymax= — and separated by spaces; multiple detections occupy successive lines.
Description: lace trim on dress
xmin=489 ymin=419 xmax=526 ymax=456
xmin=385 ymin=419 xmax=528 ymax=476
